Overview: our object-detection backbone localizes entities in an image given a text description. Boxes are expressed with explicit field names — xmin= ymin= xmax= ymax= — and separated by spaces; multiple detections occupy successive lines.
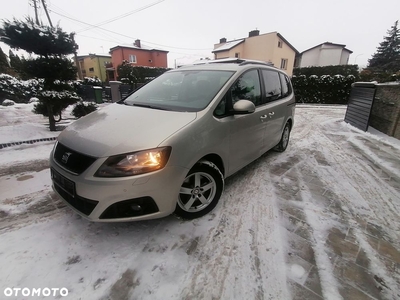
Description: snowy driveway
xmin=0 ymin=105 xmax=399 ymax=300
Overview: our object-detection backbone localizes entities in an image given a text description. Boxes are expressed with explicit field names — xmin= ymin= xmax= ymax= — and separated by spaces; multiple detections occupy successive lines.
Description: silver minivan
xmin=50 ymin=59 xmax=295 ymax=222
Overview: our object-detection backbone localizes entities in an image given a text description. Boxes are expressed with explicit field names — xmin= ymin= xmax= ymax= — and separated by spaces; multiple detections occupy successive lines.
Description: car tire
xmin=175 ymin=161 xmax=224 ymax=220
xmin=274 ymin=122 xmax=291 ymax=152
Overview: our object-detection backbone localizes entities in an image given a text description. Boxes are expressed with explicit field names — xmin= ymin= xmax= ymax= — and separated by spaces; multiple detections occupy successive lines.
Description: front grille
xmin=54 ymin=184 xmax=98 ymax=216
xmin=54 ymin=142 xmax=97 ymax=174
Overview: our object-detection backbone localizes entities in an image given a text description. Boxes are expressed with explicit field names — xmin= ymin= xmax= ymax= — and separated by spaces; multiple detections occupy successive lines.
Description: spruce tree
xmin=0 ymin=18 xmax=80 ymax=131
xmin=367 ymin=20 xmax=400 ymax=81
xmin=0 ymin=47 xmax=10 ymax=74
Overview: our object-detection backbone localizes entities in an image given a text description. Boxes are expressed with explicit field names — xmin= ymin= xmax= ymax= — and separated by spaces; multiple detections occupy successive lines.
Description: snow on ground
xmin=0 ymin=103 xmax=399 ymax=300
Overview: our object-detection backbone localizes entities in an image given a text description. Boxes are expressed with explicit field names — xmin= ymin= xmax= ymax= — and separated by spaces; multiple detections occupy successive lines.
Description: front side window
xmin=261 ymin=70 xmax=282 ymax=102
xmin=123 ymin=70 xmax=234 ymax=112
xmin=231 ymin=70 xmax=261 ymax=106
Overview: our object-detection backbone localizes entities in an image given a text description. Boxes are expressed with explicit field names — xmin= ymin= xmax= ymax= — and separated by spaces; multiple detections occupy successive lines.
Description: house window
xmin=278 ymin=40 xmax=283 ymax=48
xmin=129 ymin=55 xmax=137 ymax=63
xmin=280 ymin=59 xmax=288 ymax=70
xmin=89 ymin=67 xmax=94 ymax=72
xmin=235 ymin=52 xmax=240 ymax=58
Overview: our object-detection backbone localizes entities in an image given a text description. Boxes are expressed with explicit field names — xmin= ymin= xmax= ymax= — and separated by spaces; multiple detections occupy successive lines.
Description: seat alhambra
xmin=50 ymin=59 xmax=295 ymax=222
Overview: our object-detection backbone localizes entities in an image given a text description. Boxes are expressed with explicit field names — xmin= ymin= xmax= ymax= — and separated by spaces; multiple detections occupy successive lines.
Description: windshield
xmin=123 ymin=70 xmax=234 ymax=112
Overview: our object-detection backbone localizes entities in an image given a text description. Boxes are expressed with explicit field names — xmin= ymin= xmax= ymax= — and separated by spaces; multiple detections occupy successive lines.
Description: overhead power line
xmin=77 ymin=0 xmax=166 ymax=33
xmin=50 ymin=9 xmax=212 ymax=51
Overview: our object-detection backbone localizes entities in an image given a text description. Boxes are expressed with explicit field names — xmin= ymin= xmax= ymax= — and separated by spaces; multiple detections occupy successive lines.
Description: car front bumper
xmin=50 ymin=152 xmax=189 ymax=222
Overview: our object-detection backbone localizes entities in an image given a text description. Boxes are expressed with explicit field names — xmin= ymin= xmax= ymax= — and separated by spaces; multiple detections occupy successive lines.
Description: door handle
xmin=268 ymin=112 xmax=275 ymax=116
xmin=260 ymin=115 xmax=268 ymax=119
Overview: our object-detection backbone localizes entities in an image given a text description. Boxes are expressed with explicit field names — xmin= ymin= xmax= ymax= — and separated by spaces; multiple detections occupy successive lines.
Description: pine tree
xmin=367 ymin=20 xmax=400 ymax=80
xmin=0 ymin=18 xmax=80 ymax=131
xmin=0 ymin=47 xmax=10 ymax=74
xmin=8 ymin=49 xmax=26 ymax=77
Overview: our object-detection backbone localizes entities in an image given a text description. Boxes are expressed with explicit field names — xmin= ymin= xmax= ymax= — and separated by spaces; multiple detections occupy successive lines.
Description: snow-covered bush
xmin=29 ymin=97 xmax=39 ymax=103
xmin=0 ymin=74 xmax=41 ymax=103
xmin=71 ymin=101 xmax=98 ymax=119
xmin=2 ymin=99 xmax=15 ymax=106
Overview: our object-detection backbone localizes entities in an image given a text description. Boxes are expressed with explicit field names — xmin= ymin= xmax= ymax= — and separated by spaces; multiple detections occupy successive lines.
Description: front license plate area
xmin=51 ymin=168 xmax=76 ymax=198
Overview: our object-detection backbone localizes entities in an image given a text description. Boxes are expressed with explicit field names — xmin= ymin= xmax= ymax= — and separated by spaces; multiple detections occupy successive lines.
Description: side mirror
xmin=232 ymin=100 xmax=255 ymax=114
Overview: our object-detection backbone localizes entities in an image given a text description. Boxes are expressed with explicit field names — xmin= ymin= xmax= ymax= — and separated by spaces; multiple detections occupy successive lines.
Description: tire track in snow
xmin=179 ymin=158 xmax=289 ymax=300
xmin=296 ymin=118 xmax=400 ymax=299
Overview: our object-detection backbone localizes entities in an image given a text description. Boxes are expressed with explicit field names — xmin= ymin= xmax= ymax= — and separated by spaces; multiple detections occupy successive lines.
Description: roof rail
xmin=205 ymin=58 xmax=273 ymax=66
xmin=182 ymin=58 xmax=275 ymax=68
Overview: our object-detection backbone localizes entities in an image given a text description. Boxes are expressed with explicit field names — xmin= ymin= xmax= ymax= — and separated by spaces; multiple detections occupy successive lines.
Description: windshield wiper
xmin=132 ymin=103 xmax=170 ymax=111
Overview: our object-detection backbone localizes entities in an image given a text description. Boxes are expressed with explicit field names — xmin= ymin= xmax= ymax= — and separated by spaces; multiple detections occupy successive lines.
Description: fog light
xmin=130 ymin=204 xmax=142 ymax=211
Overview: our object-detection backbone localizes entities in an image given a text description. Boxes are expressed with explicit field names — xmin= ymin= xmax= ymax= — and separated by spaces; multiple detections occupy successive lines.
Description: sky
xmin=0 ymin=0 xmax=399 ymax=69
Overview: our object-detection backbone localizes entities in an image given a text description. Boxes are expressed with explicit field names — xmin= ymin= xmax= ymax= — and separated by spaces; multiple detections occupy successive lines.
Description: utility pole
xmin=36 ymin=0 xmax=82 ymax=79
xmin=32 ymin=0 xmax=40 ymax=25
xmin=41 ymin=0 xmax=53 ymax=27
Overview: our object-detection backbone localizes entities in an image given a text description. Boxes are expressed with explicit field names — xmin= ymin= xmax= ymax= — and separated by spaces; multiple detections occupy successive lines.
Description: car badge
xmin=62 ymin=152 xmax=72 ymax=164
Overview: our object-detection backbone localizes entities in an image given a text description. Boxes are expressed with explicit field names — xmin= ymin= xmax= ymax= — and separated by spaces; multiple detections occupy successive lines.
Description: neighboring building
xmin=296 ymin=42 xmax=353 ymax=68
xmin=212 ymin=30 xmax=299 ymax=76
xmin=107 ymin=39 xmax=169 ymax=81
xmin=76 ymin=54 xmax=112 ymax=82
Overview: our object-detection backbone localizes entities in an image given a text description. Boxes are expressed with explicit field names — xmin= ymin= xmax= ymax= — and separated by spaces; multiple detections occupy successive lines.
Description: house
xmin=107 ymin=40 xmax=169 ymax=81
xmin=296 ymin=42 xmax=353 ymax=68
xmin=212 ymin=30 xmax=299 ymax=76
xmin=76 ymin=54 xmax=112 ymax=82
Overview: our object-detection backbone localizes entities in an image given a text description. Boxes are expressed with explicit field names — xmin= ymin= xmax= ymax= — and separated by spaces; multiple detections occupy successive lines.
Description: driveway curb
xmin=0 ymin=137 xmax=57 ymax=150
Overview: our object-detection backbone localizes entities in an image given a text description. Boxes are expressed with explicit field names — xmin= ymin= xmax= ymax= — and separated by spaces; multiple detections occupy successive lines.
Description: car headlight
xmin=94 ymin=147 xmax=171 ymax=177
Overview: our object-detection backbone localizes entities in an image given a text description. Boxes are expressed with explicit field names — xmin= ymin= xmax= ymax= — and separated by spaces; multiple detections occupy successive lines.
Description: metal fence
xmin=344 ymin=82 xmax=376 ymax=131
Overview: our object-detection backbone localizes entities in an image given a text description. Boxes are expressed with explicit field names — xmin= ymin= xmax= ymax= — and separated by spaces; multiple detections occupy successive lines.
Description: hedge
xmin=292 ymin=74 xmax=356 ymax=104
xmin=293 ymin=65 xmax=360 ymax=78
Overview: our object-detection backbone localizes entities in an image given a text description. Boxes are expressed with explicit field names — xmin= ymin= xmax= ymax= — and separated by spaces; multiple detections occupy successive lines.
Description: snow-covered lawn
xmin=0 ymin=103 xmax=399 ymax=300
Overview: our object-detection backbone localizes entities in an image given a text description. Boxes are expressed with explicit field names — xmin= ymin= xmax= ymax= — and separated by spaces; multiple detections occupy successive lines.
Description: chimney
xmin=134 ymin=39 xmax=141 ymax=48
xmin=220 ymin=37 xmax=227 ymax=43
xmin=248 ymin=30 xmax=260 ymax=37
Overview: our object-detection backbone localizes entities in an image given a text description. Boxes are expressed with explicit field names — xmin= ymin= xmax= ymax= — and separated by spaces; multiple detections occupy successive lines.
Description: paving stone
xmin=294 ymin=222 xmax=313 ymax=241
xmin=366 ymin=222 xmax=392 ymax=243
xmin=333 ymin=257 xmax=383 ymax=299
xmin=345 ymin=227 xmax=358 ymax=244
xmin=378 ymin=240 xmax=400 ymax=263
xmin=355 ymin=249 xmax=370 ymax=269
xmin=281 ymin=213 xmax=301 ymax=233
xmin=303 ymin=265 xmax=323 ymax=297
xmin=286 ymin=253 xmax=314 ymax=285
xmin=287 ymin=280 xmax=323 ymax=300
xmin=337 ymin=277 xmax=379 ymax=300
xmin=282 ymin=205 xmax=307 ymax=222
xmin=287 ymin=231 xmax=316 ymax=265
xmin=327 ymin=228 xmax=360 ymax=262
xmin=366 ymin=235 xmax=380 ymax=251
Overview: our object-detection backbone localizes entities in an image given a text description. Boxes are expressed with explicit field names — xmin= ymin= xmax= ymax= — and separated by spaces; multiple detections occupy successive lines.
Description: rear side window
xmin=261 ymin=70 xmax=282 ymax=102
xmin=280 ymin=73 xmax=292 ymax=98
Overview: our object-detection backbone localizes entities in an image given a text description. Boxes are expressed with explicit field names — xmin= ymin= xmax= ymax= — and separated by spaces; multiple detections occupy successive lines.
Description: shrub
xmin=292 ymin=74 xmax=356 ymax=104
xmin=2 ymin=99 xmax=15 ymax=106
xmin=293 ymin=65 xmax=360 ymax=78
xmin=71 ymin=101 xmax=98 ymax=118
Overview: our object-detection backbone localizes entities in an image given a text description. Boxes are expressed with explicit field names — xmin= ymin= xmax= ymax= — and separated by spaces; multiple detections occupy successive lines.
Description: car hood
xmin=57 ymin=104 xmax=197 ymax=157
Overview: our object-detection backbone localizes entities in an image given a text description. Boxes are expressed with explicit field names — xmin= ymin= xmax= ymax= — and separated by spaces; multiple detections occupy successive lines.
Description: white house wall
xmin=340 ymin=51 xmax=350 ymax=65
xmin=300 ymin=44 xmax=352 ymax=67
xmin=299 ymin=47 xmax=320 ymax=67
xmin=319 ymin=48 xmax=343 ymax=66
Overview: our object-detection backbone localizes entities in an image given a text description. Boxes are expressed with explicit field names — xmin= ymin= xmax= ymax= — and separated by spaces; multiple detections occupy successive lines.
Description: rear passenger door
xmin=260 ymin=70 xmax=287 ymax=150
